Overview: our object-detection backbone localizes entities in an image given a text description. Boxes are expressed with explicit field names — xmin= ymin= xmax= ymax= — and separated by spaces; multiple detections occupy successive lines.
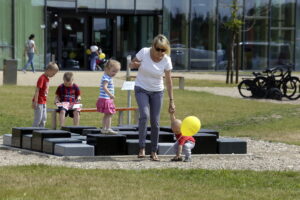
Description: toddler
xmin=170 ymin=113 xmax=195 ymax=162
xmin=96 ymin=59 xmax=121 ymax=134
xmin=32 ymin=62 xmax=59 ymax=127
xmin=55 ymin=72 xmax=81 ymax=127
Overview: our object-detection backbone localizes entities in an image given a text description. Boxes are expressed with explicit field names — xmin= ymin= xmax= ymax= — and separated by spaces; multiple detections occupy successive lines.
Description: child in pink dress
xmin=96 ymin=59 xmax=121 ymax=134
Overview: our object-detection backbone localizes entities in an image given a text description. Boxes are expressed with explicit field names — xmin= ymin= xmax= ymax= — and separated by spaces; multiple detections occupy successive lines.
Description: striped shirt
xmin=99 ymin=73 xmax=114 ymax=99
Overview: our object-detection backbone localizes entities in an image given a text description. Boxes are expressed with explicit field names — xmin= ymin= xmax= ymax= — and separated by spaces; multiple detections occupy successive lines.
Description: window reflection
xmin=164 ymin=0 xmax=189 ymax=70
xmin=190 ymin=0 xmax=216 ymax=70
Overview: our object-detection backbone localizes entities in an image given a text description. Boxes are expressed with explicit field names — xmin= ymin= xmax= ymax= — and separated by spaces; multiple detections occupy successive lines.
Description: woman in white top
xmin=22 ymin=34 xmax=38 ymax=73
xmin=130 ymin=34 xmax=175 ymax=161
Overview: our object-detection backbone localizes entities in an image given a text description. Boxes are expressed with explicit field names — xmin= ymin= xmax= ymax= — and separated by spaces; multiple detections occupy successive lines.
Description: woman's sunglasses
xmin=155 ymin=47 xmax=166 ymax=52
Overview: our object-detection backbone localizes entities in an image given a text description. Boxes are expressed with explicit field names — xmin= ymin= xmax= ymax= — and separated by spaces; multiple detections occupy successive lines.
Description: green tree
xmin=224 ymin=0 xmax=243 ymax=84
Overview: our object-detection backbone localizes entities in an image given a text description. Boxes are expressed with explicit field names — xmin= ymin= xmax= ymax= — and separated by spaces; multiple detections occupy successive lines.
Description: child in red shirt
xmin=170 ymin=113 xmax=195 ymax=162
xmin=32 ymin=62 xmax=59 ymax=127
xmin=55 ymin=72 xmax=81 ymax=127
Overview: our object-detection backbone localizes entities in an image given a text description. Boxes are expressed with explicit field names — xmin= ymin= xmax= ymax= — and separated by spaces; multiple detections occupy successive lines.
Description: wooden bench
xmin=129 ymin=75 xmax=185 ymax=90
xmin=47 ymin=107 xmax=139 ymax=130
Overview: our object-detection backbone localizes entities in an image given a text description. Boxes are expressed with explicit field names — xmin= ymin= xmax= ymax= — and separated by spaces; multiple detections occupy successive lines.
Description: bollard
xmin=3 ymin=59 xmax=17 ymax=85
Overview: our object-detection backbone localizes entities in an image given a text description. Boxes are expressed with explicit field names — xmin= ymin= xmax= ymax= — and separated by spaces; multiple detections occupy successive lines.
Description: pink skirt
xmin=96 ymin=98 xmax=116 ymax=114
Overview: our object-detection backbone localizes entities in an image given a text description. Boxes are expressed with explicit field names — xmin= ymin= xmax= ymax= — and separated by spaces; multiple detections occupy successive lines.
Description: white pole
xmin=126 ymin=55 xmax=132 ymax=125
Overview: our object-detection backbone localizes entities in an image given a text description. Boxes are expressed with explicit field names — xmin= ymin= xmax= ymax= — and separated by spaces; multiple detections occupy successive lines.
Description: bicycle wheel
xmin=283 ymin=77 xmax=300 ymax=100
xmin=238 ymin=80 xmax=253 ymax=98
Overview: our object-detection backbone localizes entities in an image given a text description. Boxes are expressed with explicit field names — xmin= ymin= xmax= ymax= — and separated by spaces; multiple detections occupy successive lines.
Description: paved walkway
xmin=0 ymin=70 xmax=228 ymax=87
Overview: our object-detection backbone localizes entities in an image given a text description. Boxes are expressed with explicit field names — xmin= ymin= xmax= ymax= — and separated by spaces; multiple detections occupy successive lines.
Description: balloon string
xmin=163 ymin=135 xmax=182 ymax=155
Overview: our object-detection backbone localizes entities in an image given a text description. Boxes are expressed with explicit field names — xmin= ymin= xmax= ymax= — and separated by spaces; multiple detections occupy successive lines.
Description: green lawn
xmin=0 ymin=165 xmax=299 ymax=200
xmin=1 ymin=84 xmax=300 ymax=200
xmin=1 ymin=85 xmax=300 ymax=145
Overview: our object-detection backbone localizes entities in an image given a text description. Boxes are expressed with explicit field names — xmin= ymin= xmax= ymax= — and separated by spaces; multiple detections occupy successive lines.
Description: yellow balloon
xmin=99 ymin=53 xmax=106 ymax=59
xmin=86 ymin=49 xmax=91 ymax=55
xmin=180 ymin=116 xmax=201 ymax=136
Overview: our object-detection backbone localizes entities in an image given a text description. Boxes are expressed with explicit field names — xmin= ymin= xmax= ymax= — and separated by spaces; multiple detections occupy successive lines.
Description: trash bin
xmin=3 ymin=59 xmax=17 ymax=85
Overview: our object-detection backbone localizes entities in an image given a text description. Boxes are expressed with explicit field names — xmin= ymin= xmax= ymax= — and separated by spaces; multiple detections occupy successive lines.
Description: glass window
xmin=243 ymin=0 xmax=269 ymax=70
xmin=78 ymin=0 xmax=105 ymax=9
xmin=190 ymin=0 xmax=216 ymax=70
xmin=47 ymin=0 xmax=76 ymax=8
xmin=296 ymin=1 xmax=300 ymax=70
xmin=107 ymin=0 xmax=134 ymax=10
xmin=163 ymin=0 xmax=189 ymax=70
xmin=270 ymin=0 xmax=296 ymax=67
xmin=136 ymin=0 xmax=162 ymax=10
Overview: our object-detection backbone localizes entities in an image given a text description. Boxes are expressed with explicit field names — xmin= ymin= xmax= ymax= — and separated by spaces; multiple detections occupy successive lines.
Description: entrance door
xmin=60 ymin=17 xmax=86 ymax=69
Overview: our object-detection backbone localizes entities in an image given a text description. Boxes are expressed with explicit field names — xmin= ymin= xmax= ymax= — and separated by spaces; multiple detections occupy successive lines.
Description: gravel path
xmin=1 ymin=136 xmax=300 ymax=171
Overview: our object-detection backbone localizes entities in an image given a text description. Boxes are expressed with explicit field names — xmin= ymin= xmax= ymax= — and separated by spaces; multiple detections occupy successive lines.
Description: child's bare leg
xmin=59 ymin=110 xmax=66 ymax=127
xmin=73 ymin=110 xmax=80 ymax=126
xmin=104 ymin=114 xmax=112 ymax=129
xmin=102 ymin=114 xmax=107 ymax=129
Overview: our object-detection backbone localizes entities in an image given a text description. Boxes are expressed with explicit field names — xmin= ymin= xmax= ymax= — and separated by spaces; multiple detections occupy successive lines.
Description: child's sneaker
xmin=106 ymin=128 xmax=118 ymax=135
xmin=183 ymin=157 xmax=192 ymax=162
xmin=101 ymin=128 xmax=108 ymax=134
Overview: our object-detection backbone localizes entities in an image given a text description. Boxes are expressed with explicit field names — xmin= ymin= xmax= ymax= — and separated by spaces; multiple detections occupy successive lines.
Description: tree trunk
xmin=235 ymin=33 xmax=239 ymax=84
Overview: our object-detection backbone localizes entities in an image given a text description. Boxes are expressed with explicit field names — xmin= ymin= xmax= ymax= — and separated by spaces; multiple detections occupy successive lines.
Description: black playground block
xmin=87 ymin=134 xmax=127 ymax=155
xmin=82 ymin=129 xmax=102 ymax=135
xmin=11 ymin=127 xmax=48 ymax=148
xmin=61 ymin=126 xmax=97 ymax=135
xmin=31 ymin=130 xmax=71 ymax=152
xmin=199 ymin=129 xmax=219 ymax=138
xmin=118 ymin=131 xmax=139 ymax=139
xmin=112 ymin=125 xmax=138 ymax=132
xmin=146 ymin=131 xmax=175 ymax=143
xmin=22 ymin=134 xmax=33 ymax=150
xmin=126 ymin=139 xmax=151 ymax=155
xmin=217 ymin=138 xmax=247 ymax=154
xmin=192 ymin=133 xmax=217 ymax=154
xmin=43 ymin=138 xmax=82 ymax=154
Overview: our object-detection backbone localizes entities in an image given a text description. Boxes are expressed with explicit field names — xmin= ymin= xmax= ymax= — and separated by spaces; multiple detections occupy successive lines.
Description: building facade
xmin=1 ymin=0 xmax=300 ymax=71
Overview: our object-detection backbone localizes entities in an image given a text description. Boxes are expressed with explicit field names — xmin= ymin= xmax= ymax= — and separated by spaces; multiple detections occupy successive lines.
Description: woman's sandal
xmin=137 ymin=154 xmax=146 ymax=158
xmin=150 ymin=155 xmax=160 ymax=161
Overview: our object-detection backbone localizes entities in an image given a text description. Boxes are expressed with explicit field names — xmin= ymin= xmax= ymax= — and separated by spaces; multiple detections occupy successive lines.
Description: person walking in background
xmin=32 ymin=62 xmax=59 ymax=127
xmin=54 ymin=72 xmax=81 ymax=127
xmin=90 ymin=45 xmax=101 ymax=71
xmin=96 ymin=59 xmax=121 ymax=134
xmin=130 ymin=34 xmax=175 ymax=161
xmin=22 ymin=34 xmax=38 ymax=73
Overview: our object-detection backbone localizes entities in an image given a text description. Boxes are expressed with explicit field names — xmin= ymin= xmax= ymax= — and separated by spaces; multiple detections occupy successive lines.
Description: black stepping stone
xmin=192 ymin=133 xmax=217 ymax=154
xmin=146 ymin=131 xmax=175 ymax=143
xmin=159 ymin=126 xmax=173 ymax=133
xmin=119 ymin=131 xmax=139 ymax=139
xmin=43 ymin=138 xmax=82 ymax=154
xmin=54 ymin=143 xmax=94 ymax=156
xmin=22 ymin=134 xmax=33 ymax=150
xmin=3 ymin=134 xmax=12 ymax=146
xmin=217 ymin=138 xmax=247 ymax=154
xmin=126 ymin=139 xmax=151 ymax=155
xmin=82 ymin=129 xmax=102 ymax=135
xmin=87 ymin=134 xmax=126 ymax=155
xmin=31 ymin=130 xmax=71 ymax=152
xmin=11 ymin=127 xmax=48 ymax=148
xmin=199 ymin=129 xmax=219 ymax=138
xmin=61 ymin=126 xmax=97 ymax=135
xmin=112 ymin=125 xmax=138 ymax=131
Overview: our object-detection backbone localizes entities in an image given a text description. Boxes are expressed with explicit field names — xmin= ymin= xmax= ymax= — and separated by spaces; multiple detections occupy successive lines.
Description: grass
xmin=1 ymin=84 xmax=300 ymax=199
xmin=0 ymin=165 xmax=299 ymax=200
xmin=1 ymin=85 xmax=300 ymax=145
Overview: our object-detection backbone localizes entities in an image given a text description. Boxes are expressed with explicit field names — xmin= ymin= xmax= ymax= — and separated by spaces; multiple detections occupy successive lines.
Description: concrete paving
xmin=0 ymin=70 xmax=228 ymax=87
